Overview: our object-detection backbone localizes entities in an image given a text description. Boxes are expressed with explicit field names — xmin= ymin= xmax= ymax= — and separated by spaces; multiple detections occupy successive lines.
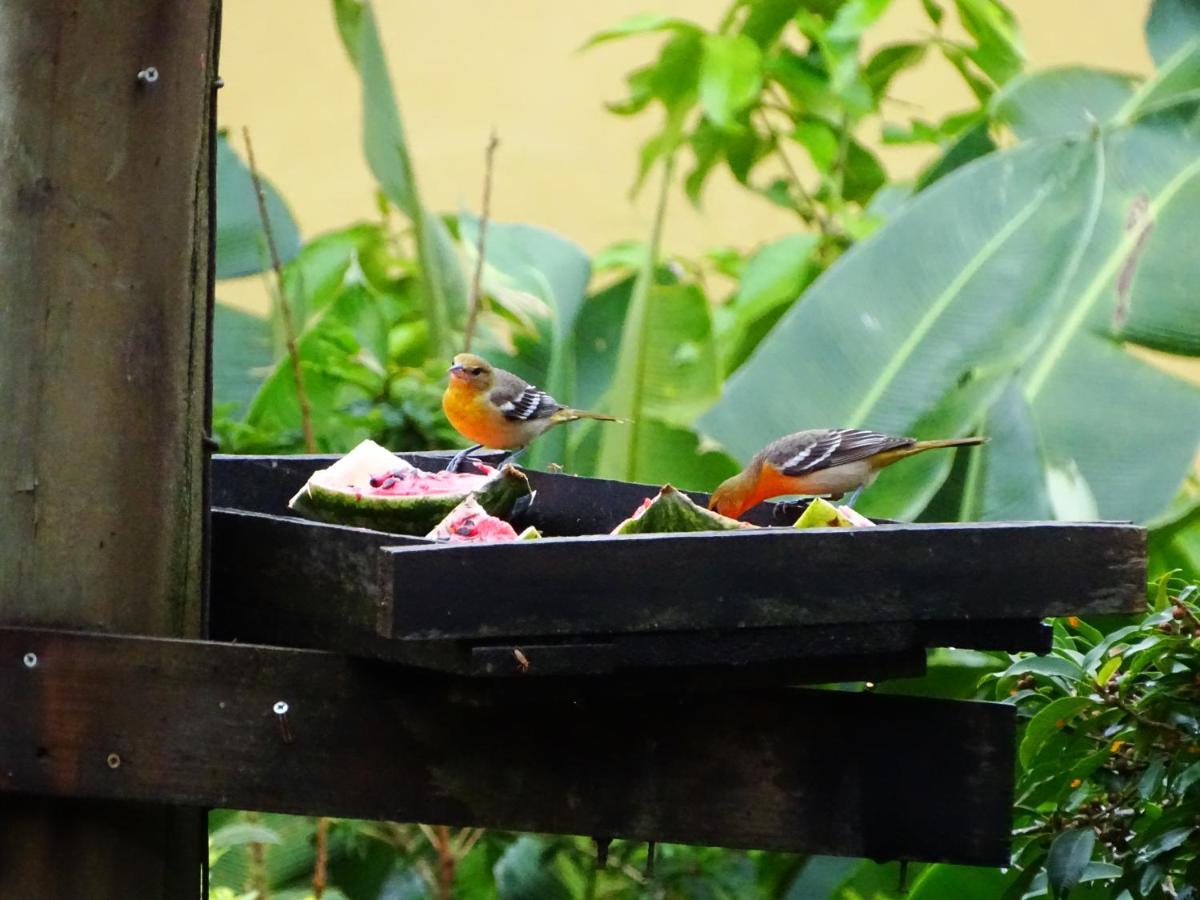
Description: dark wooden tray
xmin=211 ymin=453 xmax=1146 ymax=680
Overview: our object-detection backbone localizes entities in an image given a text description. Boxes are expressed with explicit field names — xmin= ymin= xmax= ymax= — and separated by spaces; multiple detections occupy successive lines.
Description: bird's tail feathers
xmin=552 ymin=408 xmax=630 ymax=425
xmin=873 ymin=435 xmax=985 ymax=467
xmin=912 ymin=436 xmax=987 ymax=451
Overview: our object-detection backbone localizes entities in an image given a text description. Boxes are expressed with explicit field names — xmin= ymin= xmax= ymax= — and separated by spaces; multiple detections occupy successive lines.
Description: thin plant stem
xmin=432 ymin=824 xmax=456 ymax=900
xmin=622 ymin=150 xmax=675 ymax=482
xmin=242 ymin=127 xmax=316 ymax=452
xmin=245 ymin=811 xmax=270 ymax=900
xmin=463 ymin=129 xmax=499 ymax=352
xmin=757 ymin=98 xmax=834 ymax=237
xmin=312 ymin=816 xmax=330 ymax=899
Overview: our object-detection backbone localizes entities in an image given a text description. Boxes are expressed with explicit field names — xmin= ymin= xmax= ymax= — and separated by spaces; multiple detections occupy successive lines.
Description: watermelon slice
xmin=426 ymin=496 xmax=541 ymax=543
xmin=612 ymin=485 xmax=753 ymax=535
xmin=288 ymin=440 xmax=531 ymax=535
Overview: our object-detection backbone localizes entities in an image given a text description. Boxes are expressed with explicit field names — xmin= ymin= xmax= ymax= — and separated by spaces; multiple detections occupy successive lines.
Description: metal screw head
xmin=106 ymin=753 xmax=121 ymax=769
xmin=22 ymin=652 xmax=37 ymax=669
xmin=272 ymin=701 xmax=289 ymax=716
xmin=136 ymin=67 xmax=159 ymax=85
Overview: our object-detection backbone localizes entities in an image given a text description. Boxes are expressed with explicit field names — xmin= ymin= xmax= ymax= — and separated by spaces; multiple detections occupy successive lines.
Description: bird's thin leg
xmin=445 ymin=443 xmax=482 ymax=473
xmin=497 ymin=446 xmax=527 ymax=468
xmin=843 ymin=486 xmax=864 ymax=508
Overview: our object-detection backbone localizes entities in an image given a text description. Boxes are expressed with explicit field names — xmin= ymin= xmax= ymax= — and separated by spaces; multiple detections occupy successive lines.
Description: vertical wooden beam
xmin=0 ymin=0 xmax=220 ymax=896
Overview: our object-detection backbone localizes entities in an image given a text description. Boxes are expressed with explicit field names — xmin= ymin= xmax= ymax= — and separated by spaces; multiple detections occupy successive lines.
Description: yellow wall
xmin=216 ymin=0 xmax=1153 ymax=310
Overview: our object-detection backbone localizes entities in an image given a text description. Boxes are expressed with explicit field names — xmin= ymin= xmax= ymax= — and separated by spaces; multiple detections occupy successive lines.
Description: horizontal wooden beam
xmin=0 ymin=627 xmax=1014 ymax=866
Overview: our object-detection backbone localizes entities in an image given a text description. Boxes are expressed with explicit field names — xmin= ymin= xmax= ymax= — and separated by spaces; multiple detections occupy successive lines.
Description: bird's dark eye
xmin=470 ymin=367 xmax=484 ymax=376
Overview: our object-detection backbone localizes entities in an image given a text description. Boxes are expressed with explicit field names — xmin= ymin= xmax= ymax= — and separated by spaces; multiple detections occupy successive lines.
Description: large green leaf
xmin=1114 ymin=166 xmax=1200 ymax=355
xmin=1046 ymin=828 xmax=1096 ymax=899
xmin=333 ymin=0 xmax=466 ymax=361
xmin=907 ymin=864 xmax=1014 ymax=899
xmin=215 ymin=134 xmax=301 ymax=280
xmin=1146 ymin=0 xmax=1200 ymax=67
xmin=493 ymin=837 xmax=571 ymax=900
xmin=212 ymin=302 xmax=272 ymax=417
xmin=596 ymin=280 xmax=723 ymax=481
xmin=573 ymin=276 xmax=632 ymax=411
xmin=700 ymin=111 xmax=1200 ymax=523
xmin=958 ymin=381 xmax=1054 ymax=521
xmin=1118 ymin=38 xmax=1200 ymax=120
xmin=991 ymin=67 xmax=1140 ymax=139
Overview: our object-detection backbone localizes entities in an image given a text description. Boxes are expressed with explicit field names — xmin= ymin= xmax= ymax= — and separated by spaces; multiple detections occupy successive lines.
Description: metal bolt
xmin=136 ymin=67 xmax=159 ymax=85
xmin=273 ymin=700 xmax=293 ymax=744
xmin=106 ymin=752 xmax=121 ymax=769
xmin=214 ymin=76 xmax=225 ymax=89
xmin=22 ymin=652 xmax=37 ymax=669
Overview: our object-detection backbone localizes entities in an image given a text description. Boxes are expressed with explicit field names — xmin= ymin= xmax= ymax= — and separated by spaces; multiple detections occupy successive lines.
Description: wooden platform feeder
xmin=189 ymin=452 xmax=1147 ymax=862
xmin=1 ymin=448 xmax=1146 ymax=871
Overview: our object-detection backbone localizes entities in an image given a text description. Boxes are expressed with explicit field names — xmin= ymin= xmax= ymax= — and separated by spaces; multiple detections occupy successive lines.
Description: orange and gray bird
xmin=707 ymin=428 xmax=985 ymax=520
xmin=442 ymin=353 xmax=622 ymax=471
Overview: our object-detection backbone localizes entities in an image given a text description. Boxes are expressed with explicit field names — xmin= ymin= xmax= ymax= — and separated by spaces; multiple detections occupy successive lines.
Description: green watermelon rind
xmin=288 ymin=440 xmax=531 ymax=536
xmin=612 ymin=485 xmax=752 ymax=535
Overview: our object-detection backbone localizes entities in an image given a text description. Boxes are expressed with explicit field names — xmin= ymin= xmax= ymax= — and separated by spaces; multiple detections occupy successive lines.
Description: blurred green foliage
xmin=208 ymin=0 xmax=1200 ymax=895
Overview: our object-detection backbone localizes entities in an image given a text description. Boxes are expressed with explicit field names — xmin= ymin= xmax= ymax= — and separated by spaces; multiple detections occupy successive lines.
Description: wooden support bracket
xmin=0 ymin=627 xmax=1015 ymax=866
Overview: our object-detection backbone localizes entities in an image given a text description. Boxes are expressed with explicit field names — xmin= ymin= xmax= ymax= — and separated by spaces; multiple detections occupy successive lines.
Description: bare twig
xmin=432 ymin=824 xmax=456 ymax=900
xmin=242 ymin=126 xmax=316 ymax=452
xmin=451 ymin=826 xmax=484 ymax=858
xmin=756 ymin=104 xmax=834 ymax=238
xmin=245 ymin=811 xmax=270 ymax=900
xmin=462 ymin=129 xmax=499 ymax=353
xmin=312 ymin=817 xmax=330 ymax=899
xmin=832 ymin=109 xmax=853 ymax=210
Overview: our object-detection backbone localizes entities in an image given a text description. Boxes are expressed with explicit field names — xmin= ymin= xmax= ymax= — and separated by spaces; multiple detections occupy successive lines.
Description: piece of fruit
xmin=425 ymin=496 xmax=542 ymax=543
xmin=613 ymin=485 xmax=753 ymax=535
xmin=288 ymin=439 xmax=531 ymax=535
xmin=793 ymin=497 xmax=875 ymax=528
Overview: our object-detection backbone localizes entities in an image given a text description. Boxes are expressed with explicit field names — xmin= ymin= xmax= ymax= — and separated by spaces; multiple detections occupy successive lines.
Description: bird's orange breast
xmin=442 ymin=381 xmax=519 ymax=449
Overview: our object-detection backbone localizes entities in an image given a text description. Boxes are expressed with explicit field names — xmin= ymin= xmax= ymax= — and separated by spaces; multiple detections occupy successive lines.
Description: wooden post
xmin=0 ymin=1 xmax=220 ymax=896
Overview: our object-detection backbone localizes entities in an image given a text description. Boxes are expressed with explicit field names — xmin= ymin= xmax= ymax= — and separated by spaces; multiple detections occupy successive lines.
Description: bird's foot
xmin=445 ymin=444 xmax=482 ymax=473
xmin=771 ymin=498 xmax=813 ymax=524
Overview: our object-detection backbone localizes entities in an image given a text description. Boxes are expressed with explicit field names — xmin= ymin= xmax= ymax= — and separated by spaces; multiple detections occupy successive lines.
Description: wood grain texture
xmin=0 ymin=1 xmax=219 ymax=896
xmin=0 ymin=0 xmax=216 ymax=635
xmin=210 ymin=509 xmax=1058 ymax=678
xmin=382 ymin=522 xmax=1145 ymax=641
xmin=0 ymin=627 xmax=1016 ymax=866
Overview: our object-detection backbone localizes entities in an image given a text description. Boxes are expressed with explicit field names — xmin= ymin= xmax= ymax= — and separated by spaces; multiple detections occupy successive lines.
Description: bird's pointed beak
xmin=448 ymin=363 xmax=466 ymax=380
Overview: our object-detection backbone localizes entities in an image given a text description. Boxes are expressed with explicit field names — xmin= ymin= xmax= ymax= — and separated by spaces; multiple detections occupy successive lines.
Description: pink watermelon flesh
xmin=439 ymin=512 xmax=519 ymax=542
xmin=427 ymin=496 xmax=521 ymax=543
xmin=367 ymin=463 xmax=496 ymax=497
